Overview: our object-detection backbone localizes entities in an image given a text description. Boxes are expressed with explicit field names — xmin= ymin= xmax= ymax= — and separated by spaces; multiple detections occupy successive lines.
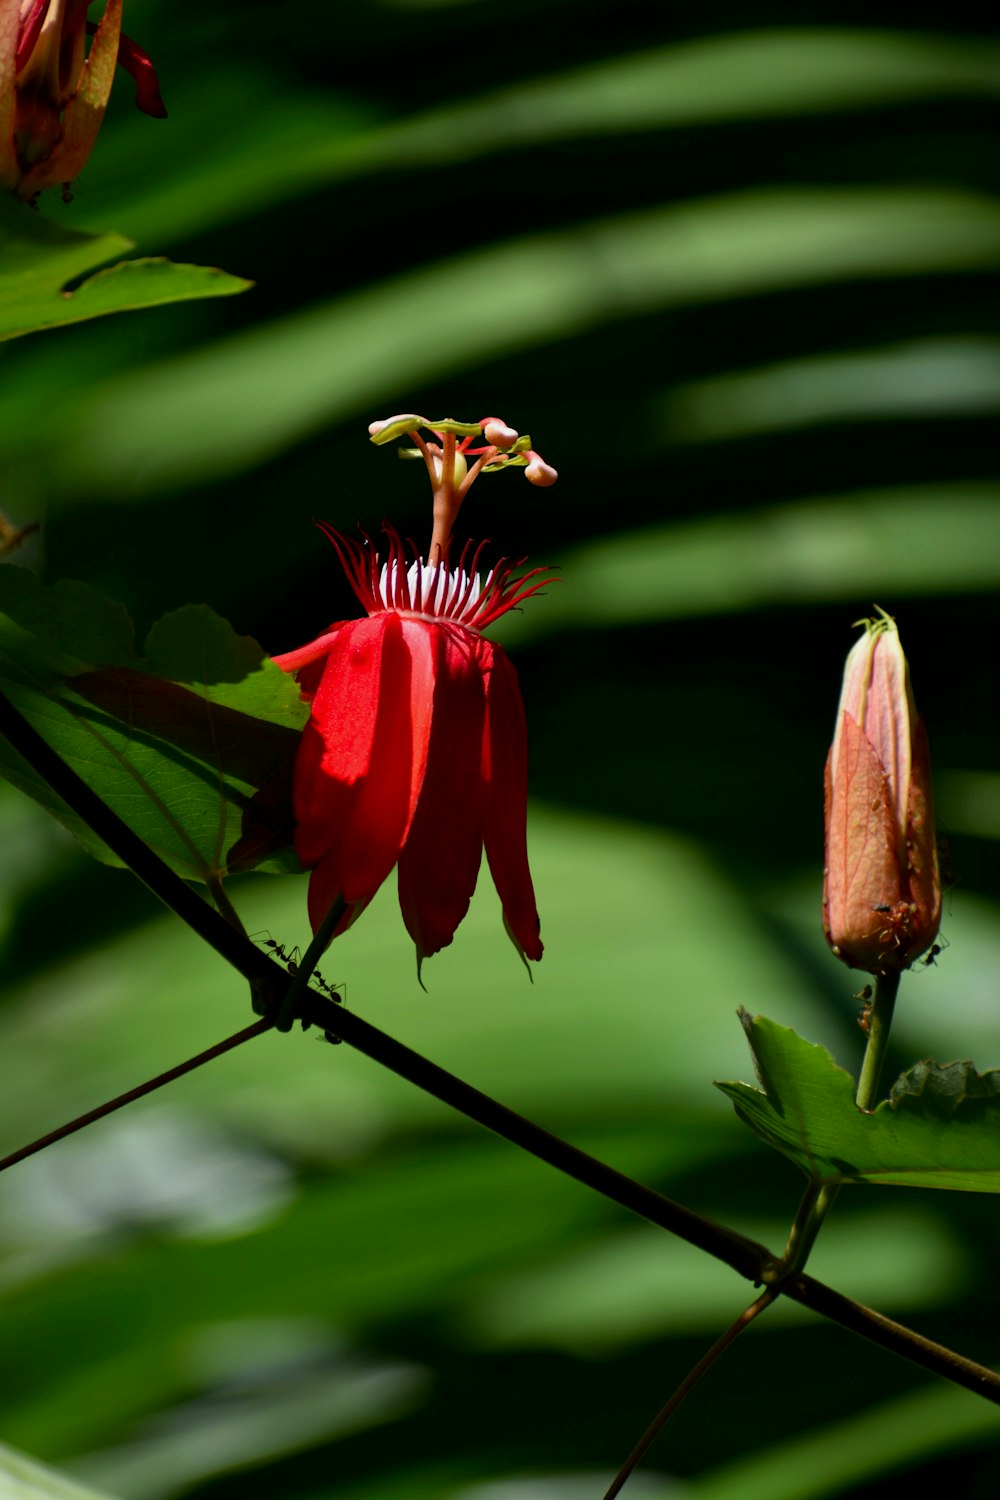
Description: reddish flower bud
xmin=1 ymin=0 xmax=165 ymax=203
xmin=823 ymin=614 xmax=941 ymax=974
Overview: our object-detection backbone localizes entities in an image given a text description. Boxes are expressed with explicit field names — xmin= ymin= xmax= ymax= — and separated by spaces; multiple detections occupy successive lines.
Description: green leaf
xmin=36 ymin=186 xmax=1000 ymax=497
xmin=890 ymin=1058 xmax=1000 ymax=1119
xmin=692 ymin=1383 xmax=1000 ymax=1500
xmin=0 ymin=570 xmax=307 ymax=879
xmin=716 ymin=1012 xmax=1000 ymax=1191
xmin=0 ymin=1441 xmax=122 ymax=1500
xmin=0 ymin=196 xmax=251 ymax=341
xmin=498 ymin=482 xmax=1000 ymax=646
xmin=71 ymin=34 xmax=1000 ymax=250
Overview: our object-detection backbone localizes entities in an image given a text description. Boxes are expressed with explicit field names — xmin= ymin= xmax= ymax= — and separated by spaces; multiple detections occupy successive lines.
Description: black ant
xmin=919 ymin=936 xmax=949 ymax=970
xmin=313 ymin=970 xmax=348 ymax=1045
xmin=313 ymin=968 xmax=344 ymax=1000
xmin=255 ymin=934 xmax=347 ymax=1041
xmin=263 ymin=937 xmax=301 ymax=974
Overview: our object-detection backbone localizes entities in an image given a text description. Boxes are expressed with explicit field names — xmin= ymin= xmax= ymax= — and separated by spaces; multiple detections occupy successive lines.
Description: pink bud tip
xmin=483 ymin=420 xmax=519 ymax=450
xmin=525 ymin=455 xmax=558 ymax=487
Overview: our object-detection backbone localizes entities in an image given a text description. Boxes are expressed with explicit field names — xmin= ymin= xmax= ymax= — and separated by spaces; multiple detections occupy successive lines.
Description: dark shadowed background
xmin=1 ymin=3 xmax=999 ymax=1498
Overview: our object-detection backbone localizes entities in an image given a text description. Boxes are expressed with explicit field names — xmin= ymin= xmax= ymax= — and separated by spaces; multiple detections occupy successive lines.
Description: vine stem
xmin=601 ymin=965 xmax=919 ymax=1497
xmin=0 ymin=1017 xmax=273 ymax=1174
xmin=206 ymin=871 xmax=248 ymax=936
xmin=778 ymin=969 xmax=904 ymax=1282
xmin=0 ymin=967 xmax=995 ymax=1402
xmin=601 ymin=1288 xmax=778 ymax=1500
xmin=271 ymin=894 xmax=349 ymax=1031
xmin=1 ymin=689 xmax=998 ymax=1402
xmin=857 ymin=970 xmax=901 ymax=1112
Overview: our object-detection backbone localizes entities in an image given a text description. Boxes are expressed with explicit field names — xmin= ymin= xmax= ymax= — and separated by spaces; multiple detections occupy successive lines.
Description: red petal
xmin=116 ymin=29 xmax=167 ymax=117
xmin=292 ymin=613 xmax=422 ymax=912
xmin=13 ymin=3 xmax=48 ymax=73
xmin=397 ymin=622 xmax=487 ymax=963
xmin=306 ymin=852 xmax=368 ymax=940
xmin=273 ymin=625 xmax=344 ymax=703
xmin=481 ymin=643 xmax=542 ymax=962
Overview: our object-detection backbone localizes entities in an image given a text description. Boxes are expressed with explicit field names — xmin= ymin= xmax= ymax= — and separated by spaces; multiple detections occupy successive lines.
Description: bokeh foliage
xmin=1 ymin=3 xmax=999 ymax=1499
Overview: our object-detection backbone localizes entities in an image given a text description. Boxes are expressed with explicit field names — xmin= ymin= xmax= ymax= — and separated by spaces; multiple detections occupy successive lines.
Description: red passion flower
xmin=272 ymin=414 xmax=557 ymax=971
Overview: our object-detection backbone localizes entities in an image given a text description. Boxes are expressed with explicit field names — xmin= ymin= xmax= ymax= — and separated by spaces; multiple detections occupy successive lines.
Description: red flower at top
xmin=272 ymin=415 xmax=557 ymax=972
xmin=1 ymin=0 xmax=166 ymax=202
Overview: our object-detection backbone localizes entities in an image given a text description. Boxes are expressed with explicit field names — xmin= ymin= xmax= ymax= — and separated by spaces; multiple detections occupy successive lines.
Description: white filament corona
xmin=378 ymin=559 xmax=496 ymax=624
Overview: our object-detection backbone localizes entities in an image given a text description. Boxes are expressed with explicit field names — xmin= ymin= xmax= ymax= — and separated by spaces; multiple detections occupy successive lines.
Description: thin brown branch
xmin=602 ymin=1288 xmax=778 ymax=1500
xmin=0 ymin=1017 xmax=273 ymax=1173
xmin=785 ymin=1272 xmax=1000 ymax=1399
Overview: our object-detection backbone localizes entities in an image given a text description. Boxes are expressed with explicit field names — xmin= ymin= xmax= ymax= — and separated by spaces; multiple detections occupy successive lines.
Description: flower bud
xmin=1 ymin=1 xmax=165 ymax=202
xmin=823 ymin=614 xmax=941 ymax=974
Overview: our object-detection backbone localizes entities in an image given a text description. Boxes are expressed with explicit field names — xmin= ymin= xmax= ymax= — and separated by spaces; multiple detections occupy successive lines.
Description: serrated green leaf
xmin=0 ymin=196 xmax=251 ymax=342
xmin=890 ymin=1058 xmax=1000 ymax=1119
xmin=0 ymin=573 xmax=307 ymax=880
xmin=716 ymin=1012 xmax=1000 ymax=1191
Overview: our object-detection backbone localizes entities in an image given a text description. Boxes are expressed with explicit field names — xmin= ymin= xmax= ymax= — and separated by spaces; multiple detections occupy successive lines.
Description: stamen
xmin=317 ymin=525 xmax=555 ymax=633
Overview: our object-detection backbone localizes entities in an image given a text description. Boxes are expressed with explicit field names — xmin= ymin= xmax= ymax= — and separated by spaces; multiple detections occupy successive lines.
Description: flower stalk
xmin=369 ymin=411 xmax=558 ymax=561
xmin=854 ymin=968 xmax=901 ymax=1112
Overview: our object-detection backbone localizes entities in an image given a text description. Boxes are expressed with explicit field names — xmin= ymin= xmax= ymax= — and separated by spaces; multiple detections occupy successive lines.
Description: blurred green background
xmin=1 ymin=2 xmax=999 ymax=1497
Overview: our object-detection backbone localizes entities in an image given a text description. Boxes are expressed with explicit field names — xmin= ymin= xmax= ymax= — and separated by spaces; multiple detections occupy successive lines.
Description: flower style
xmin=823 ymin=612 xmax=941 ymax=974
xmin=273 ymin=414 xmax=557 ymax=970
xmin=1 ymin=0 xmax=166 ymax=202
